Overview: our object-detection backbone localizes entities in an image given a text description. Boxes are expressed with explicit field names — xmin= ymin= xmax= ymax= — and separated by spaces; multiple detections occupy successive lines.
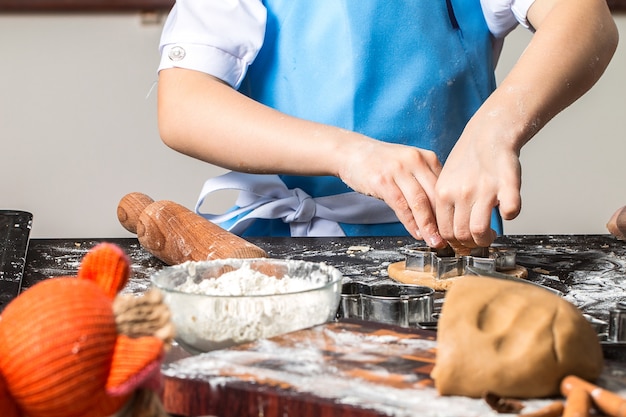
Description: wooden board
xmin=387 ymin=261 xmax=528 ymax=291
xmin=161 ymin=320 xmax=558 ymax=417
xmin=162 ymin=321 xmax=435 ymax=416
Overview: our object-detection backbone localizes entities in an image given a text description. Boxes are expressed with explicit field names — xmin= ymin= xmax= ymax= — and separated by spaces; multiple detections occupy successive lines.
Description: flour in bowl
xmin=177 ymin=263 xmax=320 ymax=296
xmin=163 ymin=260 xmax=342 ymax=353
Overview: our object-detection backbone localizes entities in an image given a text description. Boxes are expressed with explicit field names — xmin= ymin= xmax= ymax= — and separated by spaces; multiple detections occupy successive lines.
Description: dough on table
xmin=431 ymin=276 xmax=603 ymax=399
xmin=387 ymin=260 xmax=527 ymax=291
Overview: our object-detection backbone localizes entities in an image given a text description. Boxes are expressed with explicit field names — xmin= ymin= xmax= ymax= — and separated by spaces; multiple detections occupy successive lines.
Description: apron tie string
xmin=195 ymin=172 xmax=399 ymax=237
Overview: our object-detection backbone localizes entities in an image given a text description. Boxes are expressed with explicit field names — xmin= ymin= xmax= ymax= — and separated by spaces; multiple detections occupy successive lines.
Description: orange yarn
xmin=0 ymin=243 xmax=167 ymax=417
xmin=0 ymin=375 xmax=20 ymax=416
xmin=77 ymin=243 xmax=130 ymax=299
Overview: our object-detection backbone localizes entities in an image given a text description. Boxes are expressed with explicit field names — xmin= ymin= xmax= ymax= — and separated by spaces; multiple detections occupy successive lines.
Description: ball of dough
xmin=431 ymin=276 xmax=603 ymax=398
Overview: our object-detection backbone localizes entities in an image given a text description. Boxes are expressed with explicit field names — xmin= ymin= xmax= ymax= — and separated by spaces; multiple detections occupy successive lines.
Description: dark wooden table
xmin=23 ymin=234 xmax=626 ymax=321
xmin=21 ymin=235 xmax=626 ymax=417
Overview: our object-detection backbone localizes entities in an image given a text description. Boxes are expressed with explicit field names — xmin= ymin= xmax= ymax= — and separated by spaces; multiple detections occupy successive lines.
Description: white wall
xmin=0 ymin=12 xmax=624 ymax=238
xmin=0 ymin=13 xmax=233 ymax=238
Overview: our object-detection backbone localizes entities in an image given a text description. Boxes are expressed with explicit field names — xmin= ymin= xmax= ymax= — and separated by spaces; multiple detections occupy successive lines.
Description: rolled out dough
xmin=387 ymin=261 xmax=528 ymax=291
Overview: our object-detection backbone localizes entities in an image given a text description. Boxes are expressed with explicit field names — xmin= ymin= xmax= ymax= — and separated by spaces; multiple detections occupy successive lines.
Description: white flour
xmin=166 ymin=262 xmax=340 ymax=353
xmin=177 ymin=263 xmax=319 ymax=296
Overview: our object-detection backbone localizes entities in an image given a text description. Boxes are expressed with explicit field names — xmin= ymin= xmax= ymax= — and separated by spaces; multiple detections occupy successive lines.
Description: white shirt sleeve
xmin=158 ymin=1 xmax=536 ymax=87
xmin=480 ymin=0 xmax=537 ymax=38
xmin=158 ymin=0 xmax=266 ymax=89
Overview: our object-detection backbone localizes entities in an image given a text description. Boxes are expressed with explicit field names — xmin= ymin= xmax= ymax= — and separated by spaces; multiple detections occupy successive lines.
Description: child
xmin=156 ymin=0 xmax=618 ymax=250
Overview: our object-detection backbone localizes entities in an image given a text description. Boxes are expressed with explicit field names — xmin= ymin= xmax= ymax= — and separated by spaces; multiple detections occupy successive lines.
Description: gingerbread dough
xmin=431 ymin=276 xmax=603 ymax=399
xmin=387 ymin=260 xmax=527 ymax=291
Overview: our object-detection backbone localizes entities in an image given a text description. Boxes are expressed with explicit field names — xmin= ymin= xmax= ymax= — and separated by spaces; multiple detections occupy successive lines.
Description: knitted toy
xmin=0 ymin=243 xmax=175 ymax=417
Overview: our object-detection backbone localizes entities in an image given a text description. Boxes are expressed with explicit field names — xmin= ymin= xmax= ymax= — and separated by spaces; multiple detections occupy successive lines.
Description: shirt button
xmin=168 ymin=46 xmax=186 ymax=62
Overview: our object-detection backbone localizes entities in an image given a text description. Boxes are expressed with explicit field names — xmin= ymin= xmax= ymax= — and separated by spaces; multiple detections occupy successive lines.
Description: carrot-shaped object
xmin=561 ymin=375 xmax=626 ymax=417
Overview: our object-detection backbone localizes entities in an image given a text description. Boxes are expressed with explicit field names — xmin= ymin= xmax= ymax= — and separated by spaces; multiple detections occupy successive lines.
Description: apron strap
xmin=196 ymin=172 xmax=399 ymax=237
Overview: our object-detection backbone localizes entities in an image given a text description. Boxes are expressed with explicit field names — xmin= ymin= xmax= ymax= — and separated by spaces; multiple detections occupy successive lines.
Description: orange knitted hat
xmin=0 ymin=243 xmax=167 ymax=417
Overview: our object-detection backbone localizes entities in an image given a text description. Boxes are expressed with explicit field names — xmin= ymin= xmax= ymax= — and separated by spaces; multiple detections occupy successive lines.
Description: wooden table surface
xmin=20 ymin=235 xmax=626 ymax=416
xmin=23 ymin=234 xmax=626 ymax=321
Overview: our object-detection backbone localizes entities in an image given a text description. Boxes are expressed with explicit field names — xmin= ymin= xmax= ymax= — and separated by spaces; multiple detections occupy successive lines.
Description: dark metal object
xmin=338 ymin=281 xmax=368 ymax=320
xmin=0 ymin=210 xmax=33 ymax=312
xmin=340 ymin=282 xmax=434 ymax=328
xmin=608 ymin=299 xmax=626 ymax=342
xmin=403 ymin=245 xmax=517 ymax=279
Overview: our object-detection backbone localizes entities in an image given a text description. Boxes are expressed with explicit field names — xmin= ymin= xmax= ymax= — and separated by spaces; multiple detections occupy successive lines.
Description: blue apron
xmin=197 ymin=0 xmax=502 ymax=237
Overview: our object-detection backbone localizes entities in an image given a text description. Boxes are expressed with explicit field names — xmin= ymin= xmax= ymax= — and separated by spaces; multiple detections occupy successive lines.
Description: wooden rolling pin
xmin=117 ymin=192 xmax=267 ymax=265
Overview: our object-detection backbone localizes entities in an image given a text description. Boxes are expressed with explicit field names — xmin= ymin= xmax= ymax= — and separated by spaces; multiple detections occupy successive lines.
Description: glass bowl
xmin=151 ymin=258 xmax=343 ymax=354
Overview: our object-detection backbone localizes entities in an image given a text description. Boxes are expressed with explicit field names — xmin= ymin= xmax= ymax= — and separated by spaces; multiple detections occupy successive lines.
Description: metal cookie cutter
xmin=402 ymin=244 xmax=517 ymax=279
xmin=608 ymin=299 xmax=626 ymax=343
xmin=340 ymin=282 xmax=435 ymax=329
xmin=598 ymin=300 xmax=626 ymax=362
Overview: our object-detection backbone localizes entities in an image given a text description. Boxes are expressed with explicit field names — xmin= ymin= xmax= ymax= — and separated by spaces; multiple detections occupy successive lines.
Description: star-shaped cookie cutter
xmin=402 ymin=245 xmax=517 ymax=279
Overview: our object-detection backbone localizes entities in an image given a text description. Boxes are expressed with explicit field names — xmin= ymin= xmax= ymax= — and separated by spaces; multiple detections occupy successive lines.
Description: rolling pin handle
xmin=117 ymin=192 xmax=156 ymax=234
xmin=117 ymin=192 xmax=268 ymax=265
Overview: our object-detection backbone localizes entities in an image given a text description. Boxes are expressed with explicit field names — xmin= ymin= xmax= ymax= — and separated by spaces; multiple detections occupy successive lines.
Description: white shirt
xmin=159 ymin=0 xmax=536 ymax=89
